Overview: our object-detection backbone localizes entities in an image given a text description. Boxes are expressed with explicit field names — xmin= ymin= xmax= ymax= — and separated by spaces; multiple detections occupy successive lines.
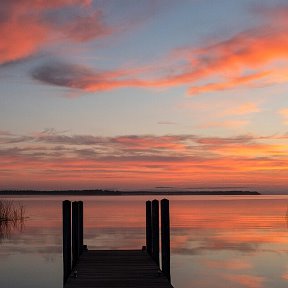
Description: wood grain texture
xmin=64 ymin=250 xmax=174 ymax=288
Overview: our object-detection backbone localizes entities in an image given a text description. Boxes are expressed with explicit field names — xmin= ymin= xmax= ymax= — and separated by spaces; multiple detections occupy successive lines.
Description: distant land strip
xmin=0 ymin=190 xmax=261 ymax=196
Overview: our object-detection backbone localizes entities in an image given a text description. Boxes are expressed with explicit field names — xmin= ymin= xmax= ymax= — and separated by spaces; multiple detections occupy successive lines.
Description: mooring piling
xmin=78 ymin=201 xmax=83 ymax=254
xmin=72 ymin=201 xmax=80 ymax=268
xmin=146 ymin=198 xmax=171 ymax=281
xmin=146 ymin=200 xmax=152 ymax=256
xmin=62 ymin=200 xmax=71 ymax=284
xmin=161 ymin=198 xmax=171 ymax=281
xmin=151 ymin=199 xmax=160 ymax=266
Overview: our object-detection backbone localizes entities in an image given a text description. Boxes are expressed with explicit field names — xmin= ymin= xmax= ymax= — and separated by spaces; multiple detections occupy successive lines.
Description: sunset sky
xmin=1 ymin=0 xmax=288 ymax=192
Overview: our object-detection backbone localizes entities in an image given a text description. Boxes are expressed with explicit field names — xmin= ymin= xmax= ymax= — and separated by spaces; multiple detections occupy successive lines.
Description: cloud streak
xmin=1 ymin=130 xmax=288 ymax=190
xmin=163 ymin=6 xmax=288 ymax=95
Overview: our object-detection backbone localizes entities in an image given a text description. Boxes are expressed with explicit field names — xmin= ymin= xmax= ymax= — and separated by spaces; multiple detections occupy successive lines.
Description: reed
xmin=0 ymin=200 xmax=25 ymax=222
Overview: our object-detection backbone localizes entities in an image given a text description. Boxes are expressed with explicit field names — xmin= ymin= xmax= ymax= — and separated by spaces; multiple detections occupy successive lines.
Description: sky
xmin=0 ymin=0 xmax=288 ymax=193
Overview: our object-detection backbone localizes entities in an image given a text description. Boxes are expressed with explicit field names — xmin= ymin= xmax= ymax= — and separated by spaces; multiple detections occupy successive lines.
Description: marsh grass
xmin=0 ymin=218 xmax=24 ymax=240
xmin=0 ymin=200 xmax=25 ymax=222
xmin=0 ymin=200 xmax=25 ymax=240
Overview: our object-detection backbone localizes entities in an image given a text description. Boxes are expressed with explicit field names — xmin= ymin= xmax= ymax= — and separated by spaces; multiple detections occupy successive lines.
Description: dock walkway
xmin=63 ymin=199 xmax=173 ymax=287
xmin=64 ymin=249 xmax=174 ymax=288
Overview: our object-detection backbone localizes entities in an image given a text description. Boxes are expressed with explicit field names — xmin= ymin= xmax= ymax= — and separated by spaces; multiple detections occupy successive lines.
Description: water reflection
xmin=170 ymin=198 xmax=288 ymax=288
xmin=286 ymin=204 xmax=288 ymax=229
xmin=0 ymin=198 xmax=62 ymax=288
xmin=0 ymin=219 xmax=25 ymax=241
xmin=0 ymin=196 xmax=287 ymax=288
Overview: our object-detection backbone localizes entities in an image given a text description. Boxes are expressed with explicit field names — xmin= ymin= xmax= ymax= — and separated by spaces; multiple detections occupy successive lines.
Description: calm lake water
xmin=0 ymin=195 xmax=288 ymax=288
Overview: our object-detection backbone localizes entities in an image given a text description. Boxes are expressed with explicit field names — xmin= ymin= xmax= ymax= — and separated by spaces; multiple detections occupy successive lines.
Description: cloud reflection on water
xmin=0 ymin=196 xmax=288 ymax=288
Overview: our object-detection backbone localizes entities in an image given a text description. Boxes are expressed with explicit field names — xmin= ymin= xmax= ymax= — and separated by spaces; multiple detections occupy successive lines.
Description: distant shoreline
xmin=0 ymin=190 xmax=261 ymax=196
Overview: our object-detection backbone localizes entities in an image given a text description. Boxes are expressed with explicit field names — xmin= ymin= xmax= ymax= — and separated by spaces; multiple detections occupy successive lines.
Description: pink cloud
xmin=188 ymin=72 xmax=270 ymax=95
xmin=169 ymin=30 xmax=288 ymax=94
xmin=62 ymin=11 xmax=111 ymax=41
xmin=24 ymin=5 xmax=288 ymax=95
xmin=223 ymin=102 xmax=260 ymax=116
xmin=1 ymin=131 xmax=288 ymax=190
xmin=0 ymin=16 xmax=50 ymax=65
xmin=155 ymin=5 xmax=288 ymax=95
xmin=3 ymin=2 xmax=288 ymax=97
xmin=0 ymin=1 xmax=109 ymax=65
xmin=282 ymin=270 xmax=288 ymax=280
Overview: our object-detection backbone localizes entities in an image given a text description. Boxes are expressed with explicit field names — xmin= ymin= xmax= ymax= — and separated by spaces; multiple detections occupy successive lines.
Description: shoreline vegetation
xmin=0 ymin=200 xmax=25 ymax=222
xmin=0 ymin=200 xmax=25 ymax=240
xmin=0 ymin=190 xmax=261 ymax=196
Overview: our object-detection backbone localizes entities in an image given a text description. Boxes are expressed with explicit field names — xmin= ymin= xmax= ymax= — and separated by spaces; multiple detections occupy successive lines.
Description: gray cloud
xmin=32 ymin=62 xmax=97 ymax=89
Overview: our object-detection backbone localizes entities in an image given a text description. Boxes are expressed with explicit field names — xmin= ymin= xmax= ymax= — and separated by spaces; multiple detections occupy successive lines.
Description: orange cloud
xmin=188 ymin=72 xmax=270 ymax=95
xmin=0 ymin=15 xmax=49 ymax=65
xmin=155 ymin=6 xmax=288 ymax=94
xmin=282 ymin=270 xmax=288 ymax=280
xmin=25 ymin=5 xmax=288 ymax=95
xmin=175 ymin=29 xmax=288 ymax=95
xmin=0 ymin=1 xmax=109 ymax=65
xmin=223 ymin=102 xmax=260 ymax=116
xmin=279 ymin=108 xmax=288 ymax=125
xmin=279 ymin=109 xmax=288 ymax=116
xmin=2 ymin=2 xmax=288 ymax=96
xmin=1 ymin=131 xmax=288 ymax=190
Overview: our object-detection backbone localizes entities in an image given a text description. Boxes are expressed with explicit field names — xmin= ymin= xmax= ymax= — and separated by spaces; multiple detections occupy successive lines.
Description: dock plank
xmin=64 ymin=250 xmax=174 ymax=288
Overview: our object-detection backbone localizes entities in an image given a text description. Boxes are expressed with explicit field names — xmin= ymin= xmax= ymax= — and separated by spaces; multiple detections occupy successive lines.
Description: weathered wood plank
xmin=64 ymin=250 xmax=174 ymax=288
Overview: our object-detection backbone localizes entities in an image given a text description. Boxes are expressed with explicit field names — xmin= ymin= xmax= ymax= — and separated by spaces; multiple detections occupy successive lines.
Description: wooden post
xmin=152 ymin=199 xmax=159 ymax=266
xmin=161 ymin=199 xmax=171 ymax=281
xmin=79 ymin=201 xmax=83 ymax=254
xmin=62 ymin=200 xmax=71 ymax=284
xmin=146 ymin=201 xmax=152 ymax=255
xmin=72 ymin=201 xmax=80 ymax=268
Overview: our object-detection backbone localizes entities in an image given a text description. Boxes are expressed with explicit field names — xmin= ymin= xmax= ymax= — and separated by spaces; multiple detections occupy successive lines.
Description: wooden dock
xmin=62 ymin=199 xmax=173 ymax=287
xmin=64 ymin=249 xmax=174 ymax=288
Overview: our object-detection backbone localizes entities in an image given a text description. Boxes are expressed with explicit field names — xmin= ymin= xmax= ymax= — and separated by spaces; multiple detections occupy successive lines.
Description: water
xmin=0 ymin=195 xmax=288 ymax=288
